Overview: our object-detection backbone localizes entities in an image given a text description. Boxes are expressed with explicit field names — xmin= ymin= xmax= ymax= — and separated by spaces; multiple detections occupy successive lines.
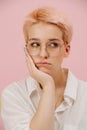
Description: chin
xmin=39 ymin=67 xmax=51 ymax=75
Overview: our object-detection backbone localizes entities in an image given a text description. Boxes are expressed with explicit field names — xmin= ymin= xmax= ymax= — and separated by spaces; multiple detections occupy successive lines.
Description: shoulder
xmin=1 ymin=76 xmax=32 ymax=101
xmin=69 ymin=70 xmax=87 ymax=92
xmin=69 ymin=71 xmax=87 ymax=98
xmin=77 ymin=79 xmax=87 ymax=99
xmin=78 ymin=79 xmax=87 ymax=90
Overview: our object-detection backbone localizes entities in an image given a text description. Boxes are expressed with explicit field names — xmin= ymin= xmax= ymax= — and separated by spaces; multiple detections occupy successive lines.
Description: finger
xmin=24 ymin=46 xmax=28 ymax=57
xmin=26 ymin=54 xmax=36 ymax=70
xmin=24 ymin=47 xmax=33 ymax=70
xmin=24 ymin=46 xmax=37 ymax=72
xmin=24 ymin=46 xmax=33 ymax=65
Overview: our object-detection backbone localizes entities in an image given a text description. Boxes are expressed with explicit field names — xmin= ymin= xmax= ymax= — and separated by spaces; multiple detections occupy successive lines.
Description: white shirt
xmin=1 ymin=70 xmax=87 ymax=130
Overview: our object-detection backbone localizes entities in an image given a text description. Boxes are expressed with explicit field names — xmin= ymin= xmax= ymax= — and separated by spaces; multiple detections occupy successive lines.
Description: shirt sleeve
xmin=1 ymin=82 xmax=34 ymax=130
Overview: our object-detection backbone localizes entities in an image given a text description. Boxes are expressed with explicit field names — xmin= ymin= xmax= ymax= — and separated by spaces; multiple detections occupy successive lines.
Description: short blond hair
xmin=23 ymin=7 xmax=73 ymax=44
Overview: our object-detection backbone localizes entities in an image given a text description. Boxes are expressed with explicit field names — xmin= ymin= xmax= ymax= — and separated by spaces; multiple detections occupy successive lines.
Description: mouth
xmin=36 ymin=62 xmax=52 ymax=66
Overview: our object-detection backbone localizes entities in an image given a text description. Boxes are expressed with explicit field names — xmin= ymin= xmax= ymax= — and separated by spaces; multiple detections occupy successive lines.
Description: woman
xmin=1 ymin=7 xmax=87 ymax=130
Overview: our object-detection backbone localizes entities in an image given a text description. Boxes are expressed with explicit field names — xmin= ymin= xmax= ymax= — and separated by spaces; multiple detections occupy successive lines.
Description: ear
xmin=64 ymin=44 xmax=70 ymax=57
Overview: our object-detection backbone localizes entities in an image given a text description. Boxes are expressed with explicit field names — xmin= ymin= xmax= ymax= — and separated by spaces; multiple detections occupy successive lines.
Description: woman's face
xmin=26 ymin=22 xmax=70 ymax=76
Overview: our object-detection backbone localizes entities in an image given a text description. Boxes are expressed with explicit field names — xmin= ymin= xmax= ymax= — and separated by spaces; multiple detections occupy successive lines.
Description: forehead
xmin=27 ymin=22 xmax=63 ymax=41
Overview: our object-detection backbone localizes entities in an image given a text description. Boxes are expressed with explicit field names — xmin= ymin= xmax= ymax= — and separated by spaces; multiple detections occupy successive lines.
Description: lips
xmin=36 ymin=61 xmax=51 ymax=66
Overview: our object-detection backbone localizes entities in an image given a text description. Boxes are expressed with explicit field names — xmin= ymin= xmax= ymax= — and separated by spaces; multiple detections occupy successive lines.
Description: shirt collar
xmin=64 ymin=70 xmax=78 ymax=105
xmin=26 ymin=76 xmax=41 ymax=97
xmin=26 ymin=70 xmax=78 ymax=103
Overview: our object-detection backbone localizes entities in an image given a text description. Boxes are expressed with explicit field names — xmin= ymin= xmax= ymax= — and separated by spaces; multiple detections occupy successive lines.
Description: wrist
xmin=43 ymin=82 xmax=55 ymax=91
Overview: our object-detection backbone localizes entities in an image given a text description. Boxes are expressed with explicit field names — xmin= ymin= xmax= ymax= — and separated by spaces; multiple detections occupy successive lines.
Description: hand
xmin=24 ymin=47 xmax=55 ymax=88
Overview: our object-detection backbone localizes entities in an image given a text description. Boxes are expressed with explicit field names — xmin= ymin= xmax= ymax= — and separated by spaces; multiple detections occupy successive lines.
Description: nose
xmin=39 ymin=47 xmax=49 ymax=59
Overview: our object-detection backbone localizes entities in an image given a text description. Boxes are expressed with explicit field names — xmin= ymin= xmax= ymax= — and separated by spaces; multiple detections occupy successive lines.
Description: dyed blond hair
xmin=23 ymin=7 xmax=73 ymax=44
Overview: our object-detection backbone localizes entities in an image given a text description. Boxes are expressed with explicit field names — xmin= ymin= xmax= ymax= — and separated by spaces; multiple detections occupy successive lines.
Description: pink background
xmin=0 ymin=0 xmax=87 ymax=130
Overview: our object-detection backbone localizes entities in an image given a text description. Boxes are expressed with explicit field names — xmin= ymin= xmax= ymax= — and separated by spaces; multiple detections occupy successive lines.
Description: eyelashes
xmin=31 ymin=42 xmax=40 ymax=47
xmin=29 ymin=42 xmax=60 ymax=48
xmin=24 ymin=41 xmax=63 ymax=57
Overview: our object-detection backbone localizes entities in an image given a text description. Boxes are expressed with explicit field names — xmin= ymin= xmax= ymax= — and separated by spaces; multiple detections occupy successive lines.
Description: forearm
xmin=30 ymin=83 xmax=55 ymax=130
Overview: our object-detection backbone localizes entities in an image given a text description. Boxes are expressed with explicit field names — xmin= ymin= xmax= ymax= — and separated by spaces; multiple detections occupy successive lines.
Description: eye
xmin=49 ymin=42 xmax=59 ymax=48
xmin=30 ymin=42 xmax=40 ymax=47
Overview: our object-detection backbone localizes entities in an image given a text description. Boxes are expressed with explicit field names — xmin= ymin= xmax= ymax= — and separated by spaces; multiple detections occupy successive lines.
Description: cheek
xmin=30 ymin=55 xmax=39 ymax=64
xmin=53 ymin=52 xmax=63 ymax=59
xmin=29 ymin=55 xmax=35 ymax=61
xmin=52 ymin=55 xmax=64 ymax=65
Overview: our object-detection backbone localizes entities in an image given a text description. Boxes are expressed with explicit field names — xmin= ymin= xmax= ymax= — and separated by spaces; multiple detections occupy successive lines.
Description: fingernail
xmin=24 ymin=47 xmax=28 ymax=57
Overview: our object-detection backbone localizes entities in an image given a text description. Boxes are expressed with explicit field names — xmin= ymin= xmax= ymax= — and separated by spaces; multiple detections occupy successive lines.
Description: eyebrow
xmin=28 ymin=38 xmax=61 ymax=41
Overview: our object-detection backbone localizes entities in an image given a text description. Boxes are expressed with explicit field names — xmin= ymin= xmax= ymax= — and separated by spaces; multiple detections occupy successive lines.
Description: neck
xmin=53 ymin=68 xmax=68 ymax=89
